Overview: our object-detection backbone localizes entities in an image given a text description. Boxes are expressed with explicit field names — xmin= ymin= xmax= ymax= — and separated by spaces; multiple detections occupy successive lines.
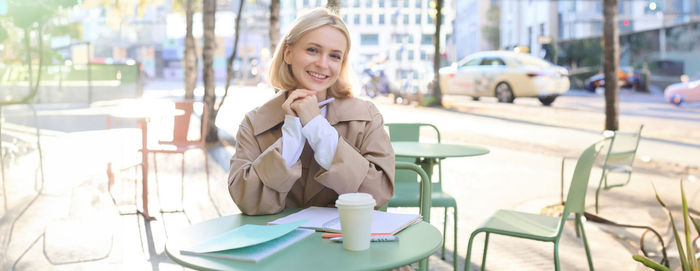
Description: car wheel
xmin=471 ymin=96 xmax=480 ymax=101
xmin=495 ymin=82 xmax=514 ymax=103
xmin=670 ymin=94 xmax=684 ymax=106
xmin=538 ymin=95 xmax=557 ymax=106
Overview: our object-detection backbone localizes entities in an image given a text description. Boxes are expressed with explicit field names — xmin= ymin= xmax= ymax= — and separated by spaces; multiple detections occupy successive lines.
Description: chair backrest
xmin=556 ymin=140 xmax=608 ymax=234
xmin=385 ymin=123 xmax=441 ymax=188
xmin=601 ymin=125 xmax=643 ymax=170
xmin=167 ymin=100 xmax=208 ymax=146
xmin=394 ymin=161 xmax=432 ymax=222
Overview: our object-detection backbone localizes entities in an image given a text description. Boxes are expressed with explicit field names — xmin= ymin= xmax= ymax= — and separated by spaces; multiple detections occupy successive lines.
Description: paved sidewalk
xmin=0 ymin=81 xmax=697 ymax=270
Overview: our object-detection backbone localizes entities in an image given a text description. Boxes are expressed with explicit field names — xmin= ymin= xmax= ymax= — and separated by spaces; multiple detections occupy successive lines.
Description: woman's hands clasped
xmin=282 ymin=89 xmax=322 ymax=125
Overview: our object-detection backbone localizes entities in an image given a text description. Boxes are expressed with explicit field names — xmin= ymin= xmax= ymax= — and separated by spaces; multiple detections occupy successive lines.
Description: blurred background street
xmin=2 ymin=0 xmax=700 ymax=270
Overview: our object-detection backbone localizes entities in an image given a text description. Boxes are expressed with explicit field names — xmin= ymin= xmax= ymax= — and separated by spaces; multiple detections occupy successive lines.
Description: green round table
xmin=165 ymin=209 xmax=442 ymax=271
xmin=391 ymin=142 xmax=490 ymax=178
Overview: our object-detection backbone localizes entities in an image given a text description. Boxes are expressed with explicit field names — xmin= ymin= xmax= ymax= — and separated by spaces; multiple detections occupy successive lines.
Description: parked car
xmin=584 ymin=66 xmax=639 ymax=92
xmin=439 ymin=51 xmax=569 ymax=106
xmin=664 ymin=77 xmax=700 ymax=106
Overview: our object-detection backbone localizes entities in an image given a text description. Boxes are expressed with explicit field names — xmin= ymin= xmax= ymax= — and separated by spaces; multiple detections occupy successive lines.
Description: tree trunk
xmin=184 ymin=0 xmax=197 ymax=99
xmin=603 ymin=0 xmax=619 ymax=131
xmin=431 ymin=0 xmax=443 ymax=107
xmin=218 ymin=0 xmax=245 ymax=115
xmin=326 ymin=0 xmax=340 ymax=13
xmin=269 ymin=0 xmax=280 ymax=52
xmin=202 ymin=0 xmax=217 ymax=142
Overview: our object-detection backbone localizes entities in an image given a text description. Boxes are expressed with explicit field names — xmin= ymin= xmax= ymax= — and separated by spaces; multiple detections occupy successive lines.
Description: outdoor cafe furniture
xmin=390 ymin=140 xmax=489 ymax=271
xmin=465 ymin=140 xmax=606 ymax=271
xmin=165 ymin=208 xmax=442 ymax=271
xmin=593 ymin=125 xmax=643 ymax=213
xmin=105 ymin=99 xmax=184 ymax=220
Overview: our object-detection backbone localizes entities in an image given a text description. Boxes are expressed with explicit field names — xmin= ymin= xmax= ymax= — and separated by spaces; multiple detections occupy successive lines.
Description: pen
xmin=330 ymin=235 xmax=399 ymax=243
xmin=321 ymin=232 xmax=392 ymax=239
xmin=317 ymin=97 xmax=335 ymax=107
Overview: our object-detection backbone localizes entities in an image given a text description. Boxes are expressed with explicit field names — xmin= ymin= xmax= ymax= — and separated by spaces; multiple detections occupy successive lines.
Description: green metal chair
xmin=395 ymin=161 xmax=433 ymax=271
xmin=465 ymin=141 xmax=606 ymax=271
xmin=594 ymin=125 xmax=643 ymax=213
xmin=385 ymin=123 xmax=459 ymax=271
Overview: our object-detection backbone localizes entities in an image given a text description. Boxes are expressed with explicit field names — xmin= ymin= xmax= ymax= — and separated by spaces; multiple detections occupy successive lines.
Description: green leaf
xmin=632 ymin=255 xmax=671 ymax=271
xmin=652 ymin=183 xmax=667 ymax=208
xmin=655 ymin=183 xmax=689 ymax=270
xmin=691 ymin=215 xmax=700 ymax=236
xmin=681 ymin=181 xmax=697 ymax=271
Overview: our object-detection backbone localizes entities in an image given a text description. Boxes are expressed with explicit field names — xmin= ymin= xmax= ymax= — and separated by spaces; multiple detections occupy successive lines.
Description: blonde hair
xmin=268 ymin=8 xmax=353 ymax=98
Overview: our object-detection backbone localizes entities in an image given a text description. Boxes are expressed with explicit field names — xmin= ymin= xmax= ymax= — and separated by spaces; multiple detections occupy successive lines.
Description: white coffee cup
xmin=335 ymin=193 xmax=376 ymax=251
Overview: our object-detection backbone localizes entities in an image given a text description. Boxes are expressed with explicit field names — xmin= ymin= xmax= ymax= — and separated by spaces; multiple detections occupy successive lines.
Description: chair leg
xmin=442 ymin=207 xmax=447 ymax=260
xmin=465 ymin=230 xmax=483 ymax=271
xmin=575 ymin=214 xmax=581 ymax=238
xmin=180 ymin=153 xmax=185 ymax=204
xmin=595 ymin=173 xmax=606 ymax=214
xmin=578 ymin=216 xmax=595 ymax=271
xmin=481 ymin=232 xmax=490 ymax=271
xmin=453 ymin=205 xmax=458 ymax=271
xmin=554 ymin=240 xmax=560 ymax=271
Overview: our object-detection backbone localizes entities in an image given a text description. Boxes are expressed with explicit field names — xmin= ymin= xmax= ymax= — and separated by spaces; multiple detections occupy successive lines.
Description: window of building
xmin=343 ymin=15 xmax=349 ymax=23
xmin=415 ymin=0 xmax=421 ymax=8
xmin=403 ymin=0 xmax=409 ymax=7
xmin=379 ymin=14 xmax=385 ymax=24
xmin=408 ymin=35 xmax=414 ymax=44
xmin=354 ymin=14 xmax=360 ymax=24
xmin=391 ymin=0 xmax=398 ymax=8
xmin=403 ymin=14 xmax=409 ymax=24
xmin=303 ymin=0 xmax=309 ymax=7
xmin=365 ymin=0 xmax=372 ymax=8
xmin=366 ymin=14 xmax=373 ymax=24
xmin=360 ymin=34 xmax=379 ymax=46
xmin=408 ymin=50 xmax=414 ymax=60
xmin=395 ymin=49 xmax=403 ymax=60
xmin=391 ymin=14 xmax=397 ymax=24
xmin=421 ymin=34 xmax=433 ymax=45
xmin=354 ymin=0 xmax=360 ymax=8
xmin=415 ymin=14 xmax=421 ymax=24
xmin=420 ymin=50 xmax=427 ymax=60
xmin=427 ymin=15 xmax=433 ymax=24
xmin=379 ymin=1 xmax=384 ymax=7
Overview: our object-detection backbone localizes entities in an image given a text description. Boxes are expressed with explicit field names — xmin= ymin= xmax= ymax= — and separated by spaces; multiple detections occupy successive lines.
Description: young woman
xmin=228 ymin=8 xmax=395 ymax=215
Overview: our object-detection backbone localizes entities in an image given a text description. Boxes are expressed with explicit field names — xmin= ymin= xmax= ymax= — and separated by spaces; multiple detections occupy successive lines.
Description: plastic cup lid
xmin=335 ymin=193 xmax=376 ymax=207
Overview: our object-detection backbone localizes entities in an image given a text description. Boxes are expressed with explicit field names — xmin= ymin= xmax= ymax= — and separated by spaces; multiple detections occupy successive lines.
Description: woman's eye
xmin=306 ymin=48 xmax=318 ymax=53
xmin=331 ymin=54 xmax=342 ymax=60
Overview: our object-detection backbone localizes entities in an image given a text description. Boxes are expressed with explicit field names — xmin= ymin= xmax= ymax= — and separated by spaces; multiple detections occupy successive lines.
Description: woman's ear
xmin=283 ymin=45 xmax=292 ymax=65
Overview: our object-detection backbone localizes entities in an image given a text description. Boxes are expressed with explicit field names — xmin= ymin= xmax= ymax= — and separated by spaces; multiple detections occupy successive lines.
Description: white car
xmin=439 ymin=51 xmax=570 ymax=106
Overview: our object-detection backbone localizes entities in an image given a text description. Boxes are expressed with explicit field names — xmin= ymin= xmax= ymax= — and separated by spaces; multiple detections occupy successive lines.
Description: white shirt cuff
xmin=281 ymin=115 xmax=305 ymax=167
xmin=302 ymin=114 xmax=338 ymax=170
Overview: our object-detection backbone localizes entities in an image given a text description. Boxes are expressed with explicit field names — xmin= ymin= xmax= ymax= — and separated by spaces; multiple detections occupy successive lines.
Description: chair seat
xmin=388 ymin=189 xmax=456 ymax=208
xmin=479 ymin=209 xmax=560 ymax=241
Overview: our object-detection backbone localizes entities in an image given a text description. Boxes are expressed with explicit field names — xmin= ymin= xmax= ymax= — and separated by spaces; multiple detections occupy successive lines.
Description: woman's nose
xmin=315 ymin=55 xmax=328 ymax=68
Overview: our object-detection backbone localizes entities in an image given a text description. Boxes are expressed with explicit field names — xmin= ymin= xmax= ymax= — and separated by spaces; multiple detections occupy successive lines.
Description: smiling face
xmin=283 ymin=25 xmax=348 ymax=93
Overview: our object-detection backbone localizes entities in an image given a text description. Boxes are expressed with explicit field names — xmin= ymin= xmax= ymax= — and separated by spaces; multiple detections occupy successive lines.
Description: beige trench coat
xmin=228 ymin=92 xmax=395 ymax=215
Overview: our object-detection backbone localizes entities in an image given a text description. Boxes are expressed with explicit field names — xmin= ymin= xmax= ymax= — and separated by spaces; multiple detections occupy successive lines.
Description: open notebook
xmin=268 ymin=206 xmax=422 ymax=234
